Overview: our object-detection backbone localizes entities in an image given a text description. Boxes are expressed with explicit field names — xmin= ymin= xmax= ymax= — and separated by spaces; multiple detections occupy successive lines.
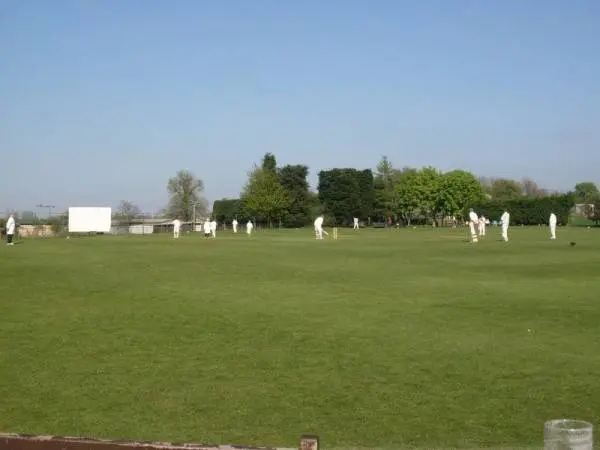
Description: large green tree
xmin=416 ymin=166 xmax=443 ymax=223
xmin=166 ymin=170 xmax=208 ymax=221
xmin=395 ymin=168 xmax=421 ymax=225
xmin=374 ymin=156 xmax=400 ymax=219
xmin=357 ymin=169 xmax=376 ymax=219
xmin=437 ymin=170 xmax=485 ymax=218
xmin=212 ymin=198 xmax=245 ymax=223
xmin=242 ymin=165 xmax=290 ymax=227
xmin=262 ymin=152 xmax=277 ymax=173
xmin=490 ymin=178 xmax=523 ymax=200
xmin=574 ymin=182 xmax=599 ymax=203
xmin=278 ymin=164 xmax=310 ymax=227
xmin=318 ymin=169 xmax=360 ymax=224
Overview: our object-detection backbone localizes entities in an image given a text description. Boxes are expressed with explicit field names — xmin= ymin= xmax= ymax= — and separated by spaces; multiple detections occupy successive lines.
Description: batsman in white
xmin=468 ymin=209 xmax=479 ymax=243
xmin=232 ymin=218 xmax=238 ymax=233
xmin=353 ymin=217 xmax=359 ymax=230
xmin=500 ymin=210 xmax=510 ymax=242
xmin=478 ymin=215 xmax=487 ymax=236
xmin=172 ymin=218 xmax=181 ymax=239
xmin=5 ymin=213 xmax=16 ymax=245
xmin=549 ymin=212 xmax=557 ymax=240
xmin=314 ymin=215 xmax=329 ymax=240
xmin=210 ymin=219 xmax=217 ymax=238
xmin=246 ymin=220 xmax=253 ymax=236
xmin=203 ymin=219 xmax=211 ymax=238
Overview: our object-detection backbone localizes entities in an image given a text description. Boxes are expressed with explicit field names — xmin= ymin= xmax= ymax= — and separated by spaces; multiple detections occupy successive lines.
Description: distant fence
xmin=14 ymin=225 xmax=56 ymax=238
xmin=111 ymin=222 xmax=206 ymax=235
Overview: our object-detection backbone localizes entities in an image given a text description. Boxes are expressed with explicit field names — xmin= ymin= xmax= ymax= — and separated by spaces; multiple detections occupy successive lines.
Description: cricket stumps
xmin=332 ymin=228 xmax=338 ymax=240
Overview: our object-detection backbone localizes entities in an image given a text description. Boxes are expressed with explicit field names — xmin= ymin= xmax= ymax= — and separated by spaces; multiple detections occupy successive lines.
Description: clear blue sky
xmin=1 ymin=0 xmax=599 ymax=215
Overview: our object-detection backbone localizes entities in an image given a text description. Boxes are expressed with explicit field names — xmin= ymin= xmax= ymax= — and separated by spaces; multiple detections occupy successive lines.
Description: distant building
xmin=572 ymin=203 xmax=594 ymax=215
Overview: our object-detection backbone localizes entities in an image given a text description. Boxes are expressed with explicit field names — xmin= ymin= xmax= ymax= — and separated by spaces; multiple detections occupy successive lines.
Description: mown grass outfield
xmin=1 ymin=226 xmax=599 ymax=449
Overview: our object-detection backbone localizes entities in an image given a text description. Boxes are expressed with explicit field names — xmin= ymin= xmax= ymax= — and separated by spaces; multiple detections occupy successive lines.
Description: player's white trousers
xmin=469 ymin=222 xmax=478 ymax=242
xmin=315 ymin=227 xmax=323 ymax=239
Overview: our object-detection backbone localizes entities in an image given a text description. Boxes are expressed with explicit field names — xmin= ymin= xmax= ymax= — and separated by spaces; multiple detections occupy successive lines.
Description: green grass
xmin=569 ymin=214 xmax=597 ymax=227
xmin=1 ymin=227 xmax=599 ymax=449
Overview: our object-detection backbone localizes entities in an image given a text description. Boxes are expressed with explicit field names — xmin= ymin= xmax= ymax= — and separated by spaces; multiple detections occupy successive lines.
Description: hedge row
xmin=469 ymin=194 xmax=575 ymax=225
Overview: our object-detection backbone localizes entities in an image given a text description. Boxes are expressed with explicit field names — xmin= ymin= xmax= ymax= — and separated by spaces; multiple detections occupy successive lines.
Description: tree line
xmin=7 ymin=155 xmax=597 ymax=229
xmin=211 ymin=153 xmax=599 ymax=227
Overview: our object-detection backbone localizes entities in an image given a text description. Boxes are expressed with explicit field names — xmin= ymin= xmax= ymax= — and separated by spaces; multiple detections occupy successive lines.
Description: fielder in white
xmin=210 ymin=219 xmax=217 ymax=238
xmin=353 ymin=217 xmax=359 ymax=230
xmin=172 ymin=218 xmax=181 ymax=239
xmin=478 ymin=216 xmax=487 ymax=236
xmin=549 ymin=212 xmax=557 ymax=240
xmin=468 ymin=209 xmax=479 ymax=243
xmin=500 ymin=210 xmax=510 ymax=242
xmin=314 ymin=215 xmax=329 ymax=240
xmin=203 ymin=219 xmax=211 ymax=238
xmin=5 ymin=214 xmax=16 ymax=245
xmin=232 ymin=218 xmax=238 ymax=233
xmin=246 ymin=220 xmax=253 ymax=236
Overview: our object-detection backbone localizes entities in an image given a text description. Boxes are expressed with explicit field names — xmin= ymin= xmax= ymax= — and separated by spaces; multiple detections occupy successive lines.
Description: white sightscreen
xmin=68 ymin=207 xmax=112 ymax=233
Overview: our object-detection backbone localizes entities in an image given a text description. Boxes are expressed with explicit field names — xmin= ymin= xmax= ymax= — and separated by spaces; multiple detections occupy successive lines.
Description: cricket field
xmin=1 ymin=226 xmax=599 ymax=449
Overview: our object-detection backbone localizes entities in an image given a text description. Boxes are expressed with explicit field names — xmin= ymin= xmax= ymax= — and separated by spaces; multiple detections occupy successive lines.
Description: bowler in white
xmin=478 ymin=216 xmax=486 ymax=236
xmin=5 ymin=214 xmax=16 ymax=245
xmin=468 ymin=209 xmax=479 ymax=243
xmin=172 ymin=219 xmax=181 ymax=239
xmin=500 ymin=210 xmax=510 ymax=242
xmin=549 ymin=212 xmax=557 ymax=240
xmin=232 ymin=219 xmax=238 ymax=233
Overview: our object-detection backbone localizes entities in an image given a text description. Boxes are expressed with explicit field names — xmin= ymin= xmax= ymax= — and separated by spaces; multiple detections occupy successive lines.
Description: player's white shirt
xmin=501 ymin=212 xmax=510 ymax=226
xmin=468 ymin=211 xmax=478 ymax=223
xmin=232 ymin=219 xmax=238 ymax=226
xmin=210 ymin=221 xmax=217 ymax=231
xmin=549 ymin=213 xmax=557 ymax=225
xmin=246 ymin=221 xmax=253 ymax=230
xmin=203 ymin=221 xmax=211 ymax=232
xmin=6 ymin=216 xmax=15 ymax=234
xmin=314 ymin=217 xmax=324 ymax=228
xmin=172 ymin=219 xmax=181 ymax=229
